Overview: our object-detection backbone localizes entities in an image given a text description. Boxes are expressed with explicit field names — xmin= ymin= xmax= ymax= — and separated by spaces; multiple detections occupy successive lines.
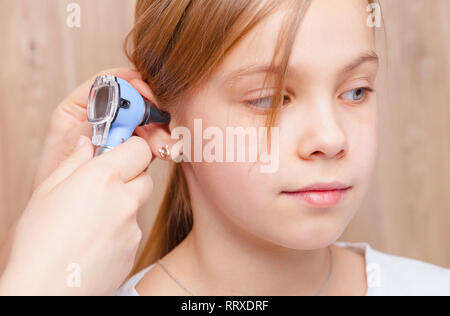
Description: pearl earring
xmin=158 ymin=144 xmax=171 ymax=159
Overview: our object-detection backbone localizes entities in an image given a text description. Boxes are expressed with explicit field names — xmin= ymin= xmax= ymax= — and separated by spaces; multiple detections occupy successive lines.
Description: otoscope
xmin=87 ymin=75 xmax=171 ymax=156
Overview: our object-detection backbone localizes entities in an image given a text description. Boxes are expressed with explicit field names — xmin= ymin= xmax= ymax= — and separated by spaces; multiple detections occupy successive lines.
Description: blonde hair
xmin=124 ymin=0 xmax=378 ymax=274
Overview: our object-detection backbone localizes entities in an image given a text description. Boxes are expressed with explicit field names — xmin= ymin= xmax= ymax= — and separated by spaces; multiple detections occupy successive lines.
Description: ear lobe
xmin=135 ymin=124 xmax=177 ymax=162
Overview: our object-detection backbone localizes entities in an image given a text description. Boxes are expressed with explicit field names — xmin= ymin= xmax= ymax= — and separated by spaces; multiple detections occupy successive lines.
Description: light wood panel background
xmin=0 ymin=0 xmax=448 ymax=268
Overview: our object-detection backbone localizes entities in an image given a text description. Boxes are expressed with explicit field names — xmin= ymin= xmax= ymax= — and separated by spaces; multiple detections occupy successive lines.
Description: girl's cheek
xmin=190 ymin=160 xmax=273 ymax=212
xmin=347 ymin=107 xmax=378 ymax=185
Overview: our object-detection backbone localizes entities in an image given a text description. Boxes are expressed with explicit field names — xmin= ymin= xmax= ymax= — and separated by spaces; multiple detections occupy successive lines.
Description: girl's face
xmin=176 ymin=0 xmax=379 ymax=250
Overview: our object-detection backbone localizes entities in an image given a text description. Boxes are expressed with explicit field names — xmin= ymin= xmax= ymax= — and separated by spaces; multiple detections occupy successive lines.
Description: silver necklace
xmin=156 ymin=246 xmax=333 ymax=296
xmin=156 ymin=259 xmax=196 ymax=296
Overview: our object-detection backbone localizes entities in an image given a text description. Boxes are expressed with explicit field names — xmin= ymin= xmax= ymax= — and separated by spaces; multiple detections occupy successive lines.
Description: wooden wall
xmin=0 ymin=0 xmax=448 ymax=268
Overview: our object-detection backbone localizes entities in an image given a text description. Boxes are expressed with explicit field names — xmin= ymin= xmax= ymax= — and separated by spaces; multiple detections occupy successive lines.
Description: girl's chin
xmin=265 ymin=217 xmax=348 ymax=250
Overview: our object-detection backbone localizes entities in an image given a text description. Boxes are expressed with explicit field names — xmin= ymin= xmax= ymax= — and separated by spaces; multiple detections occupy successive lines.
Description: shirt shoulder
xmin=114 ymin=263 xmax=157 ymax=296
xmin=336 ymin=241 xmax=450 ymax=296
xmin=115 ymin=243 xmax=450 ymax=296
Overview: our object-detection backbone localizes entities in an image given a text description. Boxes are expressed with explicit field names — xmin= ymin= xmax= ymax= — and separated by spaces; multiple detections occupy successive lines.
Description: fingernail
xmin=74 ymin=136 xmax=86 ymax=151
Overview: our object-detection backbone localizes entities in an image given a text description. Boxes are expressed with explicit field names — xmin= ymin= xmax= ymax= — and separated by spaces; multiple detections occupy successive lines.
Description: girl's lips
xmin=281 ymin=183 xmax=351 ymax=208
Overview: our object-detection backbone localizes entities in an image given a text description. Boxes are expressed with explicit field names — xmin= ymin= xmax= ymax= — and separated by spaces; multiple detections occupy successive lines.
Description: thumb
xmin=34 ymin=136 xmax=94 ymax=195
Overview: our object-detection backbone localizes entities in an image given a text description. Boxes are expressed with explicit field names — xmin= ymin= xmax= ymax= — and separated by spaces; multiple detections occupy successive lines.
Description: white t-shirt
xmin=115 ymin=241 xmax=450 ymax=296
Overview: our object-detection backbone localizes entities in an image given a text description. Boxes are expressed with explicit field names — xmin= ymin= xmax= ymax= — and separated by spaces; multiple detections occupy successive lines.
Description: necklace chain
xmin=156 ymin=259 xmax=196 ymax=296
xmin=156 ymin=246 xmax=333 ymax=296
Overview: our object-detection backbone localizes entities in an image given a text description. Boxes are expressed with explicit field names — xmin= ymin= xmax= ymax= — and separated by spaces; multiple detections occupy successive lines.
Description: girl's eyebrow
xmin=222 ymin=50 xmax=379 ymax=85
xmin=222 ymin=64 xmax=282 ymax=85
xmin=337 ymin=50 xmax=379 ymax=76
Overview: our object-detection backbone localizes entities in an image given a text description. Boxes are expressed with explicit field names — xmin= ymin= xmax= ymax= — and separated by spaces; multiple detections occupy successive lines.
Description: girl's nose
xmin=296 ymin=101 xmax=348 ymax=161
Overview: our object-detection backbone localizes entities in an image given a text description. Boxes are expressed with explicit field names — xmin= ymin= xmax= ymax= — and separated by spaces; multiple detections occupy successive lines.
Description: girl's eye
xmin=341 ymin=87 xmax=374 ymax=103
xmin=244 ymin=95 xmax=291 ymax=109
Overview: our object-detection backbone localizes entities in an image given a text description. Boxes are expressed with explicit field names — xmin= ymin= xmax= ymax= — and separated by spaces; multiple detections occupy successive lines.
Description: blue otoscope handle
xmin=105 ymin=78 xmax=146 ymax=148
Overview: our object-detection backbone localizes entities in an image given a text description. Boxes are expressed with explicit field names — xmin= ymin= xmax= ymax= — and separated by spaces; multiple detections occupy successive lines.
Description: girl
xmin=116 ymin=0 xmax=449 ymax=296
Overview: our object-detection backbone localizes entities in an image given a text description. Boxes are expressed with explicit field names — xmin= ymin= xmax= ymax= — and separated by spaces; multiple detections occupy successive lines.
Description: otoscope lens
xmin=93 ymin=86 xmax=112 ymax=120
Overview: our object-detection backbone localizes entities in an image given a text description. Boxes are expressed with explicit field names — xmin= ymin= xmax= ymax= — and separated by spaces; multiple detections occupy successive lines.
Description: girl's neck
xmin=164 ymin=221 xmax=339 ymax=295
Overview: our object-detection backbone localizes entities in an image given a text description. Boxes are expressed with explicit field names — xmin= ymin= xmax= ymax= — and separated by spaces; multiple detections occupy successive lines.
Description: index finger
xmin=66 ymin=68 xmax=143 ymax=109
xmin=50 ymin=68 xmax=146 ymax=140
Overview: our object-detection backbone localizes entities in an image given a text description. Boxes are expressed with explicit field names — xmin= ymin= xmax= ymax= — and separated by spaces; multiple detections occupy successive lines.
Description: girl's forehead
xmin=215 ymin=0 xmax=375 ymax=81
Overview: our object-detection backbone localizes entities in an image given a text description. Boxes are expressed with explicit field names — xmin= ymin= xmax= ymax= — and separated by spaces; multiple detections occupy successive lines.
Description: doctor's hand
xmin=0 ymin=136 xmax=153 ymax=296
xmin=32 ymin=68 xmax=157 ymax=192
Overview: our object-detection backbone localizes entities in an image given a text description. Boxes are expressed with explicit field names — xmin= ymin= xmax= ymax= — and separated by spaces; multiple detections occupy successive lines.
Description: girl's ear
xmin=128 ymin=78 xmax=179 ymax=162
xmin=134 ymin=123 xmax=178 ymax=163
